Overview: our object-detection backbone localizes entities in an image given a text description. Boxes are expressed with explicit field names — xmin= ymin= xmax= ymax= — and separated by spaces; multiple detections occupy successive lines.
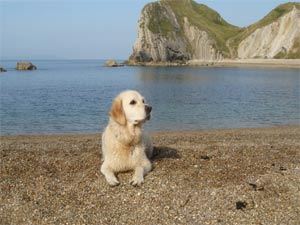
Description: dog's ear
xmin=109 ymin=97 xmax=126 ymax=126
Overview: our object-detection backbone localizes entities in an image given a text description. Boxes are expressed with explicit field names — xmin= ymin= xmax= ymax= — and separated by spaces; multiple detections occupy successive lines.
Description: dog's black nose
xmin=145 ymin=105 xmax=152 ymax=113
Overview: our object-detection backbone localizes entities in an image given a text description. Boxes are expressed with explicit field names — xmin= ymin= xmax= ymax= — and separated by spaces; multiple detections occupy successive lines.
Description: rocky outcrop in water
xmin=16 ymin=62 xmax=37 ymax=70
xmin=104 ymin=60 xmax=124 ymax=67
xmin=129 ymin=1 xmax=300 ymax=64
xmin=0 ymin=66 xmax=6 ymax=72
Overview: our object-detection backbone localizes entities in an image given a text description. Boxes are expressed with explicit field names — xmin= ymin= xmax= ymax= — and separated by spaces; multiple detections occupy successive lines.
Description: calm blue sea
xmin=0 ymin=59 xmax=299 ymax=135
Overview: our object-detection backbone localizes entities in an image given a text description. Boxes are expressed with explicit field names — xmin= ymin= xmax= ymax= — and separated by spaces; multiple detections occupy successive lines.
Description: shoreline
xmin=188 ymin=59 xmax=300 ymax=69
xmin=127 ymin=59 xmax=300 ymax=68
xmin=1 ymin=126 xmax=300 ymax=224
xmin=1 ymin=124 xmax=299 ymax=138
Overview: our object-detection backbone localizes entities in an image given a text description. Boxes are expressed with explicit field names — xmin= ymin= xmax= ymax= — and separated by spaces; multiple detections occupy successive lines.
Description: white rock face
xmin=183 ymin=17 xmax=223 ymax=60
xmin=238 ymin=7 xmax=300 ymax=59
xmin=130 ymin=2 xmax=222 ymax=62
xmin=130 ymin=3 xmax=187 ymax=62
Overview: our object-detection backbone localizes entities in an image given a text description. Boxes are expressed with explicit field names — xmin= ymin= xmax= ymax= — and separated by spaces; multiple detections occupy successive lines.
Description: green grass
xmin=147 ymin=3 xmax=175 ymax=38
xmin=275 ymin=39 xmax=300 ymax=59
xmin=160 ymin=0 xmax=241 ymax=57
xmin=274 ymin=51 xmax=287 ymax=59
xmin=228 ymin=2 xmax=300 ymax=57
xmin=287 ymin=39 xmax=300 ymax=59
xmin=146 ymin=0 xmax=241 ymax=57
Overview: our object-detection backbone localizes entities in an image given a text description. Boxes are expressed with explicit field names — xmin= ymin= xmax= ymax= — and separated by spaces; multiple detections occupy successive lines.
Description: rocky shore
xmin=0 ymin=66 xmax=7 ymax=72
xmin=1 ymin=126 xmax=299 ymax=224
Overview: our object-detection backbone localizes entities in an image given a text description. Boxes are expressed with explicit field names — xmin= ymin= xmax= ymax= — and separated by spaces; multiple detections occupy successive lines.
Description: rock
xmin=104 ymin=60 xmax=124 ymax=67
xmin=16 ymin=62 xmax=37 ymax=70
xmin=0 ymin=66 xmax=7 ymax=72
xmin=248 ymin=182 xmax=264 ymax=191
xmin=200 ymin=155 xmax=211 ymax=160
xmin=235 ymin=201 xmax=247 ymax=210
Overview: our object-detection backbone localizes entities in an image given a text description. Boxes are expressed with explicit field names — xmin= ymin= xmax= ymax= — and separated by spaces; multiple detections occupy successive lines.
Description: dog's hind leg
xmin=101 ymin=162 xmax=120 ymax=186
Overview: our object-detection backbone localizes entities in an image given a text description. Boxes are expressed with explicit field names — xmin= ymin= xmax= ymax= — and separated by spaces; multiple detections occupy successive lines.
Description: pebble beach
xmin=1 ymin=126 xmax=300 ymax=224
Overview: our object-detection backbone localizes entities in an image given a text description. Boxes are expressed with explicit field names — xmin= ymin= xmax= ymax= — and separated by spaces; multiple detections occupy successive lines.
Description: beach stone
xmin=0 ymin=66 xmax=7 ymax=72
xmin=104 ymin=60 xmax=123 ymax=67
xmin=236 ymin=201 xmax=247 ymax=210
xmin=16 ymin=61 xmax=37 ymax=70
xmin=200 ymin=155 xmax=211 ymax=160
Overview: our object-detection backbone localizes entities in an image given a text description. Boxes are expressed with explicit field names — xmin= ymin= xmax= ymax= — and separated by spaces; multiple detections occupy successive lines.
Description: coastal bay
xmin=1 ymin=60 xmax=299 ymax=135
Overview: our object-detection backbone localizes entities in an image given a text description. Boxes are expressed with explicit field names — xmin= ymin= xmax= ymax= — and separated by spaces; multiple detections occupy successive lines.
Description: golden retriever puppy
xmin=101 ymin=90 xmax=153 ymax=186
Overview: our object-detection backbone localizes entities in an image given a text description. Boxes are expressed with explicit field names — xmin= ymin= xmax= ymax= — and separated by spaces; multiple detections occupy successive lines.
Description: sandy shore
xmin=1 ymin=126 xmax=300 ymax=224
xmin=188 ymin=59 xmax=300 ymax=68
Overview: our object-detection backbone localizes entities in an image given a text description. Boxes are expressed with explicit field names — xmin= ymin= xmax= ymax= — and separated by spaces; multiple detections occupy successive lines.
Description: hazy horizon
xmin=1 ymin=0 xmax=297 ymax=60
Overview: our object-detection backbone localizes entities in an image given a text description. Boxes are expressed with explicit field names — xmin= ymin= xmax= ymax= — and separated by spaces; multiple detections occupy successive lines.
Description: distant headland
xmin=128 ymin=0 xmax=300 ymax=66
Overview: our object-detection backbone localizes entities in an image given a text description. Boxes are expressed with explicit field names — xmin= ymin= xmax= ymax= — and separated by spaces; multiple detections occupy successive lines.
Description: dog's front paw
xmin=106 ymin=176 xmax=120 ymax=187
xmin=130 ymin=176 xmax=144 ymax=187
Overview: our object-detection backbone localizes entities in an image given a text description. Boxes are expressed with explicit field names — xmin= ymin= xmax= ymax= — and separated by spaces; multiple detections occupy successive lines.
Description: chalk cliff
xmin=237 ymin=5 xmax=300 ymax=59
xmin=129 ymin=1 xmax=300 ymax=63
xmin=129 ymin=0 xmax=239 ymax=63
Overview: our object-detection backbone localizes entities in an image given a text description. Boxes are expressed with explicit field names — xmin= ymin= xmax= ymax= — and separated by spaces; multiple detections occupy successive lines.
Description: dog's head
xmin=109 ymin=90 xmax=152 ymax=126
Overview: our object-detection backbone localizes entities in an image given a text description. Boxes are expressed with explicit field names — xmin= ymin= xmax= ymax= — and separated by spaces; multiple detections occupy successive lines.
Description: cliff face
xmin=129 ymin=0 xmax=239 ymax=63
xmin=130 ymin=2 xmax=188 ymax=62
xmin=238 ymin=6 xmax=300 ymax=59
xmin=129 ymin=1 xmax=300 ymax=63
xmin=182 ymin=17 xmax=223 ymax=60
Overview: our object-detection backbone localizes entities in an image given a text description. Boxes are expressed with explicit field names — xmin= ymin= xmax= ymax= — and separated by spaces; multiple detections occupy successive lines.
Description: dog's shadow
xmin=151 ymin=146 xmax=180 ymax=161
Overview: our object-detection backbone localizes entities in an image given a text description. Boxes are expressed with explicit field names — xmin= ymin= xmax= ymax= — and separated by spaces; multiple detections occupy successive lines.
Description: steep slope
xmin=234 ymin=3 xmax=300 ymax=59
xmin=129 ymin=0 xmax=241 ymax=63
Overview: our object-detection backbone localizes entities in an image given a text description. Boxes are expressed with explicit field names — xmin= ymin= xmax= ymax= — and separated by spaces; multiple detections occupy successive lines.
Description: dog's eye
xmin=142 ymin=99 xmax=145 ymax=103
xmin=130 ymin=100 xmax=136 ymax=105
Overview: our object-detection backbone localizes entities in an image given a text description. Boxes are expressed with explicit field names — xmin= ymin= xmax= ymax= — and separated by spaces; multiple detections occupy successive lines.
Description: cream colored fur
xmin=101 ymin=90 xmax=153 ymax=186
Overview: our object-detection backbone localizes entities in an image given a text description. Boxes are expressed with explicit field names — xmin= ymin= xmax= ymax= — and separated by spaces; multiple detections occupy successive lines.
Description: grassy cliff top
xmin=146 ymin=0 xmax=242 ymax=57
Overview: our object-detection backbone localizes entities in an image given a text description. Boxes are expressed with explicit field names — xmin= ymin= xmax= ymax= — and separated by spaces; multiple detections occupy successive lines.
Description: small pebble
xmin=236 ymin=201 xmax=247 ymax=210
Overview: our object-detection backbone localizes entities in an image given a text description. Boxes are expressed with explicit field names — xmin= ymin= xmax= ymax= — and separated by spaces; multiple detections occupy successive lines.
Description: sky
xmin=0 ymin=0 xmax=298 ymax=60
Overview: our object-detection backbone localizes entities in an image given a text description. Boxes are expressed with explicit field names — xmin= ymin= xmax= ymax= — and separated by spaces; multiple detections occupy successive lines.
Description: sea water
xmin=0 ymin=60 xmax=299 ymax=135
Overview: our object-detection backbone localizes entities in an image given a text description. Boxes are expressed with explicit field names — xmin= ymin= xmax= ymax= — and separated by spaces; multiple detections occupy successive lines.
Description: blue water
xmin=0 ymin=60 xmax=299 ymax=135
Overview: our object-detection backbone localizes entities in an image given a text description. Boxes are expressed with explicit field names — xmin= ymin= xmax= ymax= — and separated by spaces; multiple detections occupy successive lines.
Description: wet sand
xmin=1 ymin=126 xmax=300 ymax=224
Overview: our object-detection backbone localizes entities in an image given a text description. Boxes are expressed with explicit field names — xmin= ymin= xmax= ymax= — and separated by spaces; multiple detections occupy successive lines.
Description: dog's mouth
xmin=134 ymin=113 xmax=151 ymax=125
